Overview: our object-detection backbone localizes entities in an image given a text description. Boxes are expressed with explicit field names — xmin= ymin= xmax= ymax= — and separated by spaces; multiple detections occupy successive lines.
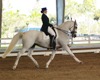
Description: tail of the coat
xmin=2 ymin=32 xmax=23 ymax=58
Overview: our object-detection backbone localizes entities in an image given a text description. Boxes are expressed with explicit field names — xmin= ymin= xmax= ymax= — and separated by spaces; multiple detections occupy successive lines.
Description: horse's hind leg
xmin=27 ymin=49 xmax=39 ymax=68
xmin=13 ymin=48 xmax=26 ymax=70
xmin=46 ymin=50 xmax=56 ymax=68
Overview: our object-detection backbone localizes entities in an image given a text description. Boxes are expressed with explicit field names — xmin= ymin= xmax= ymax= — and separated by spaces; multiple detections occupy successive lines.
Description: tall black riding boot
xmin=52 ymin=37 xmax=56 ymax=50
xmin=49 ymin=35 xmax=56 ymax=50
xmin=49 ymin=35 xmax=53 ymax=48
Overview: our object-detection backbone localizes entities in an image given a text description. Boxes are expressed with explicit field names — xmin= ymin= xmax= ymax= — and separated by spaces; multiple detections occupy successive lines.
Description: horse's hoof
xmin=79 ymin=61 xmax=83 ymax=64
xmin=36 ymin=65 xmax=39 ymax=68
xmin=46 ymin=65 xmax=49 ymax=69
xmin=46 ymin=66 xmax=48 ymax=69
xmin=12 ymin=66 xmax=16 ymax=70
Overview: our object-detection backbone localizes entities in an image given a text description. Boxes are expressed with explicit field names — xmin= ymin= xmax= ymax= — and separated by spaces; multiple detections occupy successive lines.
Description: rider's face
xmin=44 ymin=10 xmax=47 ymax=14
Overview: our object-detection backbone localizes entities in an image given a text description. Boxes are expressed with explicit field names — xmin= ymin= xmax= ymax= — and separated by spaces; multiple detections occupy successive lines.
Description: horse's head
xmin=58 ymin=20 xmax=78 ymax=38
xmin=69 ymin=20 xmax=77 ymax=38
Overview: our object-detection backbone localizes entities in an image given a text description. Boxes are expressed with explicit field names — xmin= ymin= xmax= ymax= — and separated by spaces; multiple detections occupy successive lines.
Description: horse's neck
xmin=57 ymin=29 xmax=70 ymax=44
xmin=58 ymin=22 xmax=70 ymax=31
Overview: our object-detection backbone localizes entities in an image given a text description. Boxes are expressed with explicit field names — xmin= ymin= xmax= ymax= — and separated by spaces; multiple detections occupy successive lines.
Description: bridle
xmin=70 ymin=21 xmax=77 ymax=38
xmin=54 ymin=21 xmax=77 ymax=38
xmin=54 ymin=27 xmax=70 ymax=34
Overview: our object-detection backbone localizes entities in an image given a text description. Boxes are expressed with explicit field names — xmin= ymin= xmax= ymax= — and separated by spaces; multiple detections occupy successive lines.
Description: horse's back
xmin=22 ymin=30 xmax=41 ymax=41
xmin=24 ymin=30 xmax=40 ymax=35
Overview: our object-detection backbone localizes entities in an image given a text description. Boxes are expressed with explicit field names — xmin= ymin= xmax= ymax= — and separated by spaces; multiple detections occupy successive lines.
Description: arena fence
xmin=0 ymin=35 xmax=100 ymax=57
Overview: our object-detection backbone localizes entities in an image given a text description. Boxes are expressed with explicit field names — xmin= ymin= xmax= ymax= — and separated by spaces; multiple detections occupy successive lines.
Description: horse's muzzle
xmin=71 ymin=31 xmax=77 ymax=38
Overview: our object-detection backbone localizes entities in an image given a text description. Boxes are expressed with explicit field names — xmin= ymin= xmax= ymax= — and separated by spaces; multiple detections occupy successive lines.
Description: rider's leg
xmin=48 ymin=27 xmax=55 ymax=36
xmin=48 ymin=27 xmax=56 ymax=50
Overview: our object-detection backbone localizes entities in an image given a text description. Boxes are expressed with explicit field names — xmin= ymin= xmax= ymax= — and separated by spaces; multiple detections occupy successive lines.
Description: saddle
xmin=42 ymin=32 xmax=49 ymax=40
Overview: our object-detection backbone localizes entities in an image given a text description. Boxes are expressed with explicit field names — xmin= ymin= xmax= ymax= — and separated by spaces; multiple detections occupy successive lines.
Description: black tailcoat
xmin=40 ymin=13 xmax=53 ymax=35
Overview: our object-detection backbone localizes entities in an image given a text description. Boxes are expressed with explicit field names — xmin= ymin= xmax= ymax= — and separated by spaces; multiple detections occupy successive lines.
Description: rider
xmin=40 ymin=7 xmax=56 ymax=50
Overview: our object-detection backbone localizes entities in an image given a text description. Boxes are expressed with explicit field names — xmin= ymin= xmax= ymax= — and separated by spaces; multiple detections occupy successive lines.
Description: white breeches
xmin=48 ymin=27 xmax=55 ymax=36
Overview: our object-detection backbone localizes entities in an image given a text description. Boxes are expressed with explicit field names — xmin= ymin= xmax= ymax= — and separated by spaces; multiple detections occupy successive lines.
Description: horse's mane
xmin=58 ymin=21 xmax=73 ymax=29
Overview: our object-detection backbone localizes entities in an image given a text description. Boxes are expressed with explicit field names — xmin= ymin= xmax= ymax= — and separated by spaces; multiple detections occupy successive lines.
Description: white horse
xmin=2 ymin=20 xmax=82 ymax=70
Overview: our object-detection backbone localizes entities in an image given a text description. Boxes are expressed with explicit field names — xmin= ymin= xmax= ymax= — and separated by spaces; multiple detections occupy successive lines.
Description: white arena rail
xmin=0 ymin=35 xmax=100 ymax=57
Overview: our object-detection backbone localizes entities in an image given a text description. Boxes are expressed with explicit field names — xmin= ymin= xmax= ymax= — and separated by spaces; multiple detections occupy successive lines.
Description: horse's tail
xmin=2 ymin=32 xmax=23 ymax=58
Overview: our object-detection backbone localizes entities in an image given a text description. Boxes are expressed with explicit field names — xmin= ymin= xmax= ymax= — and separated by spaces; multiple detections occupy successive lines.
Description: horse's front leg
xmin=46 ymin=50 xmax=56 ymax=68
xmin=63 ymin=45 xmax=83 ymax=63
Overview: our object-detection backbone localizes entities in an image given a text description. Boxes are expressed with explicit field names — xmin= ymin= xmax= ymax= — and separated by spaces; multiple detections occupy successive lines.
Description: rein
xmin=52 ymin=20 xmax=77 ymax=38
xmin=53 ymin=26 xmax=76 ymax=38
xmin=53 ymin=27 xmax=70 ymax=35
